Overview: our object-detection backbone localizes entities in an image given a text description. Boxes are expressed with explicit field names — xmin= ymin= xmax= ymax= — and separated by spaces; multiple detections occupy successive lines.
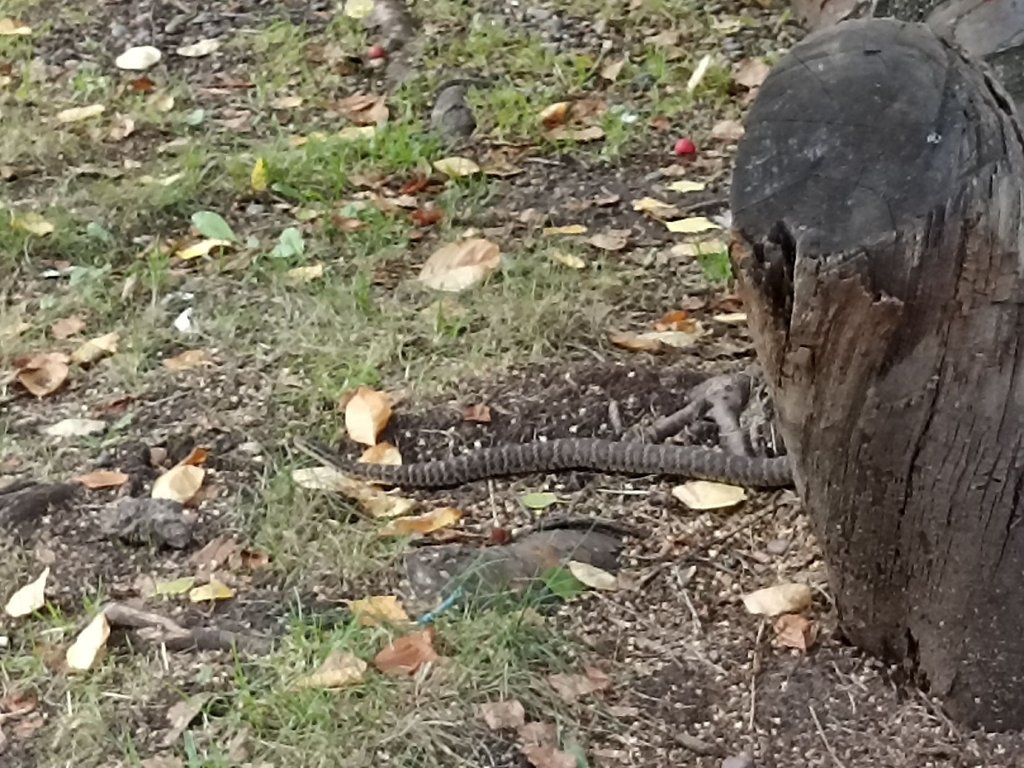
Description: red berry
xmin=368 ymin=43 xmax=387 ymax=60
xmin=674 ymin=137 xmax=697 ymax=157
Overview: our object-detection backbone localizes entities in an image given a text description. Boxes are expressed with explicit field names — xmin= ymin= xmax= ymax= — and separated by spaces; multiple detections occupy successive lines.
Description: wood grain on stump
xmin=730 ymin=18 xmax=1024 ymax=729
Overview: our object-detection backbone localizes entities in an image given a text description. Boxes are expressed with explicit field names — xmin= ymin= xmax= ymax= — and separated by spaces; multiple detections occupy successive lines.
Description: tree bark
xmin=729 ymin=18 xmax=1024 ymax=730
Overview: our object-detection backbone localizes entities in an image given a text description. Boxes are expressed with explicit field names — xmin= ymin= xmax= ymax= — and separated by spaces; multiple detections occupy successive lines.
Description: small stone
xmin=722 ymin=751 xmax=755 ymax=768
xmin=766 ymin=537 xmax=791 ymax=555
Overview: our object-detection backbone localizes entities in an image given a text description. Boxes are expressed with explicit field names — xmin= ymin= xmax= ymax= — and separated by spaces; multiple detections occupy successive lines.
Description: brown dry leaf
xmin=433 ymin=156 xmax=481 ymax=177
xmin=163 ymin=349 xmax=213 ymax=371
xmin=151 ymin=464 xmax=205 ymax=504
xmin=463 ymin=403 xmax=491 ymax=423
xmin=774 ymin=613 xmax=818 ymax=651
xmin=538 ymin=101 xmax=571 ymax=129
xmin=543 ymin=224 xmax=587 ymax=236
xmin=653 ymin=309 xmax=697 ymax=332
xmin=188 ymin=578 xmax=235 ymax=603
xmin=271 ymin=95 xmax=303 ymax=109
xmin=609 ymin=328 xmax=702 ymax=352
xmin=379 ymin=506 xmax=463 ymax=537
xmin=522 ymin=745 xmax=577 ymax=768
xmin=418 ymin=238 xmax=502 ymax=292
xmin=587 ymin=230 xmax=629 ymax=251
xmin=600 ymin=58 xmax=626 ymax=81
xmin=15 ymin=352 xmax=70 ymax=397
xmin=608 ymin=330 xmax=665 ymax=354
xmin=295 ymin=650 xmax=368 ymax=689
xmin=50 ymin=315 xmax=85 ymax=339
xmin=179 ymin=447 xmax=208 ymax=467
xmin=547 ymin=666 xmax=612 ymax=703
xmin=374 ymin=628 xmax=440 ymax=675
xmin=190 ymin=535 xmax=238 ymax=570
xmin=566 ymin=561 xmax=618 ymax=591
xmin=0 ymin=17 xmax=32 ymax=35
xmin=672 ymin=480 xmax=747 ymax=510
xmin=74 ymin=470 xmax=129 ymax=490
xmin=359 ymin=442 xmax=402 ymax=466
xmin=711 ymin=119 xmax=745 ymax=142
xmin=734 ymin=57 xmax=771 ymax=89
xmin=66 ymin=612 xmax=110 ymax=671
xmin=71 ymin=331 xmax=119 ymax=365
xmin=546 ymin=125 xmax=605 ymax=142
xmin=478 ymin=699 xmax=526 ymax=730
xmin=108 ymin=115 xmax=136 ymax=141
xmin=350 ymin=595 xmax=410 ymax=627
xmin=291 ymin=466 xmax=418 ymax=518
xmin=56 ymin=104 xmax=105 ymax=124
xmin=4 ymin=567 xmax=49 ymax=617
xmin=336 ymin=93 xmax=389 ymax=126
xmin=345 ymin=387 xmax=393 ymax=446
xmin=742 ymin=583 xmax=813 ymax=616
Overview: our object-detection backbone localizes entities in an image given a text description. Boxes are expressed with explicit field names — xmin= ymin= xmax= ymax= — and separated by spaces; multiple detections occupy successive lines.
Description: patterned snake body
xmin=316 ymin=438 xmax=793 ymax=489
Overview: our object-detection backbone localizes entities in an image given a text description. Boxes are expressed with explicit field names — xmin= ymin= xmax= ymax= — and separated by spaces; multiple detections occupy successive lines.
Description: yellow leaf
xmin=154 ymin=576 xmax=196 ymax=596
xmin=151 ymin=464 xmax=205 ymax=504
xmin=343 ymin=0 xmax=375 ymax=18
xmin=538 ymin=101 xmax=571 ymax=129
xmin=350 ymin=595 xmax=410 ymax=627
xmin=418 ymin=238 xmax=502 ymax=292
xmin=271 ymin=95 xmax=304 ymax=109
xmin=188 ymin=578 xmax=235 ymax=603
xmin=56 ymin=104 xmax=106 ymax=124
xmin=742 ymin=583 xmax=813 ymax=617
xmin=665 ymin=216 xmax=721 ymax=234
xmin=345 ymin=387 xmax=392 ymax=446
xmin=543 ymin=224 xmax=587 ymax=236
xmin=175 ymin=238 xmax=232 ymax=260
xmin=672 ymin=480 xmax=747 ymax=510
xmin=632 ymin=196 xmax=676 ymax=214
xmin=11 ymin=212 xmax=54 ymax=236
xmin=567 ymin=561 xmax=618 ymax=591
xmin=338 ymin=125 xmax=377 ymax=141
xmin=66 ymin=612 xmax=110 ymax=671
xmin=71 ymin=331 xmax=119 ymax=365
xmin=667 ymin=180 xmax=706 ymax=193
xmin=4 ymin=567 xmax=49 ymax=617
xmin=0 ymin=18 xmax=32 ymax=35
xmin=360 ymin=442 xmax=402 ymax=465
xmin=378 ymin=506 xmax=463 ymax=536
xmin=250 ymin=157 xmax=268 ymax=192
xmin=284 ymin=263 xmax=324 ymax=284
xmin=295 ymin=650 xmax=368 ymax=688
xmin=549 ymin=251 xmax=587 ymax=269
xmin=433 ymin=156 xmax=481 ymax=178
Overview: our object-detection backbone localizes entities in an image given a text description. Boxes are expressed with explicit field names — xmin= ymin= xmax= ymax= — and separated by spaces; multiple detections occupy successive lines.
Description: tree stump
xmin=729 ymin=18 xmax=1024 ymax=730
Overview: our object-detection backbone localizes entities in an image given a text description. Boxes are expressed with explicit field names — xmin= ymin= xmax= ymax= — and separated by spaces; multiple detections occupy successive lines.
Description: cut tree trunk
xmin=729 ymin=18 xmax=1024 ymax=730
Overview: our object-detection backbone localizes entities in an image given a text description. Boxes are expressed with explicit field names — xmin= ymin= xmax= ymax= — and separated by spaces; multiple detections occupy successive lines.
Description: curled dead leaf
xmin=4 ymin=567 xmax=49 ymax=617
xmin=163 ymin=348 xmax=213 ymax=371
xmin=188 ymin=577 xmax=235 ymax=603
xmin=151 ymin=464 xmax=205 ymax=504
xmin=378 ymin=506 xmax=462 ymax=537
xmin=49 ymin=315 xmax=85 ymax=340
xmin=74 ymin=470 xmax=130 ymax=490
xmin=291 ymin=466 xmax=418 ymax=518
xmin=15 ymin=352 xmax=70 ymax=397
xmin=71 ymin=331 xmax=119 ymax=365
xmin=742 ymin=583 xmax=813 ymax=617
xmin=418 ymin=238 xmax=502 ymax=293
xmin=547 ymin=666 xmax=612 ymax=703
xmin=345 ymin=387 xmax=393 ymax=446
xmin=479 ymin=699 xmax=526 ymax=730
xmin=539 ymin=101 xmax=571 ymax=129
xmin=433 ymin=156 xmax=480 ymax=177
xmin=359 ymin=442 xmax=402 ymax=466
xmin=56 ymin=104 xmax=106 ymax=124
xmin=566 ymin=560 xmax=618 ymax=591
xmin=295 ymin=650 xmax=367 ymax=689
xmin=462 ymin=403 xmax=491 ymax=423
xmin=350 ymin=595 xmax=410 ymax=627
xmin=734 ymin=57 xmax=771 ymax=89
xmin=66 ymin=612 xmax=110 ymax=671
xmin=671 ymin=480 xmax=747 ymax=510
xmin=774 ymin=613 xmax=818 ymax=651
xmin=374 ymin=629 xmax=440 ymax=676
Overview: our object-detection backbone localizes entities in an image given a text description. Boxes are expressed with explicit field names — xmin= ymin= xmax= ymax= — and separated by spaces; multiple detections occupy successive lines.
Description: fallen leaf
xmin=149 ymin=92 xmax=175 ymax=113
xmin=711 ymin=119 xmax=745 ymax=142
xmin=463 ymin=404 xmax=491 ymax=423
xmin=163 ymin=694 xmax=212 ymax=747
xmin=547 ymin=666 xmax=612 ymax=703
xmin=734 ymin=57 xmax=771 ymax=89
xmin=672 ymin=480 xmax=747 ymax=510
xmin=250 ymin=157 xmax=268 ymax=192
xmin=632 ymin=197 xmax=679 ymax=218
xmin=687 ymin=53 xmax=712 ymax=92
xmin=176 ymin=39 xmax=220 ymax=58
xmin=670 ymin=239 xmax=728 ymax=258
xmin=0 ymin=18 xmax=31 ymax=35
xmin=539 ymin=102 xmax=571 ymax=129
xmin=190 ymin=210 xmax=236 ymax=241
xmin=116 ymin=45 xmax=162 ymax=71
xmin=336 ymin=93 xmax=389 ymax=126
xmin=433 ymin=156 xmax=481 ymax=177
xmin=521 ymin=492 xmax=558 ymax=510
xmin=344 ymin=0 xmax=375 ymax=18
xmin=16 ymin=352 xmax=70 ymax=397
xmin=600 ymin=58 xmax=625 ymax=81
xmin=57 ymin=104 xmax=106 ymax=123
xmin=42 ymin=418 xmax=107 ymax=437
xmin=742 ymin=583 xmax=813 ymax=616
xmin=714 ymin=312 xmax=748 ymax=325
xmin=188 ymin=578 xmax=235 ymax=603
xmin=567 ymin=560 xmax=617 ymax=591
xmin=338 ymin=125 xmax=377 ymax=141
xmin=345 ymin=387 xmax=393 ymax=446
xmin=653 ymin=309 xmax=696 ymax=332
xmin=523 ymin=745 xmax=579 ymax=768
xmin=546 ymin=125 xmax=605 ymax=142
xmin=360 ymin=442 xmax=402 ymax=465
xmin=374 ymin=628 xmax=439 ymax=675
xmin=66 ymin=612 xmax=110 ymax=671
xmin=410 ymin=207 xmax=443 ymax=227
xmin=175 ymin=238 xmax=233 ymax=260
xmin=108 ymin=115 xmax=136 ymax=141
xmin=667 ymin=180 xmax=706 ymax=193
xmin=130 ymin=76 xmax=156 ymax=93
xmin=479 ymin=699 xmax=526 ymax=730
xmin=775 ymin=613 xmax=818 ymax=651
xmin=4 ymin=567 xmax=49 ymax=617
xmin=11 ymin=212 xmax=54 ymax=236
xmin=270 ymin=95 xmax=303 ymax=109
xmin=291 ymin=466 xmax=417 ymax=518
xmin=607 ymin=331 xmax=665 ymax=353
xmin=295 ymin=650 xmax=368 ymax=688
xmin=284 ymin=263 xmax=324 ymax=284
xmin=418 ymin=238 xmax=502 ymax=292
xmin=74 ymin=470 xmax=130 ymax=490
xmin=543 ymin=224 xmax=587 ymax=236
xmin=587 ymin=231 xmax=629 ymax=251
xmin=163 ymin=349 xmax=213 ymax=370
xmin=350 ymin=595 xmax=410 ymax=627
xmin=151 ymin=464 xmax=205 ymax=504
xmin=179 ymin=447 xmax=208 ymax=467
xmin=666 ymin=216 xmax=721 ymax=234
xmin=154 ymin=576 xmax=196 ymax=596
xmin=379 ymin=506 xmax=462 ymax=536
xmin=71 ymin=331 xmax=119 ymax=365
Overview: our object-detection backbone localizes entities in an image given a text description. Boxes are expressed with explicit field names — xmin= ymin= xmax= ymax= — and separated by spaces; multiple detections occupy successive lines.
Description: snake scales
xmin=296 ymin=437 xmax=793 ymax=489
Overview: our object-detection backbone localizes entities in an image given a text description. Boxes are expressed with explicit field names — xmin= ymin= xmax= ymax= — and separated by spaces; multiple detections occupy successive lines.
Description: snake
xmin=294 ymin=437 xmax=793 ymax=489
